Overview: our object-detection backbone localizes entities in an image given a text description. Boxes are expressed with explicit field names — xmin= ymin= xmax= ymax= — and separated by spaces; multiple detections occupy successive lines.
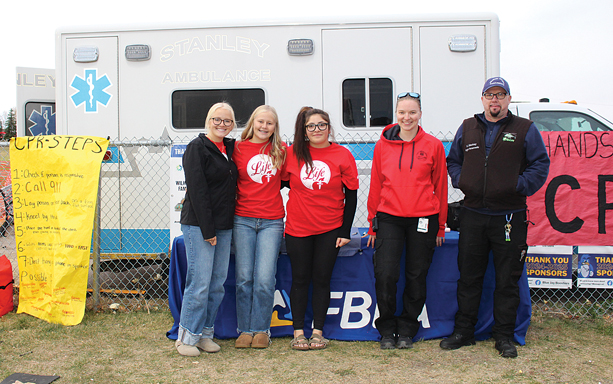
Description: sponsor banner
xmin=527 ymin=131 xmax=613 ymax=246
xmin=577 ymin=246 xmax=613 ymax=288
xmin=526 ymin=246 xmax=573 ymax=289
xmin=11 ymin=136 xmax=109 ymax=325
xmin=169 ymin=145 xmax=186 ymax=241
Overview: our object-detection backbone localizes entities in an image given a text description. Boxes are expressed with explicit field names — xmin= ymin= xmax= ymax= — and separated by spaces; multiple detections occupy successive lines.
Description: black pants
xmin=285 ymin=228 xmax=340 ymax=331
xmin=373 ymin=212 xmax=437 ymax=337
xmin=454 ymin=208 xmax=528 ymax=340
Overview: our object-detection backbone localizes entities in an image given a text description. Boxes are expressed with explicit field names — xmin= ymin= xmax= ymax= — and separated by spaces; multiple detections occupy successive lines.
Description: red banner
xmin=527 ymin=131 xmax=613 ymax=245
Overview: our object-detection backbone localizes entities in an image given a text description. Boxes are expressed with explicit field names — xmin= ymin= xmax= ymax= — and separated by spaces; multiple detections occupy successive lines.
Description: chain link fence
xmin=1 ymin=133 xmax=612 ymax=317
xmin=88 ymin=138 xmax=173 ymax=310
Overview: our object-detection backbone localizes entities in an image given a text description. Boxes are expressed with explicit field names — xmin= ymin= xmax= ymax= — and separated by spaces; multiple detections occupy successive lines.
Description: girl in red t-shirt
xmin=232 ymin=105 xmax=287 ymax=349
xmin=282 ymin=107 xmax=359 ymax=350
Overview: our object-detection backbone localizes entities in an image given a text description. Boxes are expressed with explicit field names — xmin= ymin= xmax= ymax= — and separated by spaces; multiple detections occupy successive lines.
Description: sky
xmin=2 ymin=0 xmax=613 ymax=122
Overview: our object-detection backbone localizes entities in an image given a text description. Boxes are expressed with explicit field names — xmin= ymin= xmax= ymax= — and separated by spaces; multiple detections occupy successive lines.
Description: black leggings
xmin=285 ymin=228 xmax=340 ymax=330
xmin=374 ymin=213 xmax=437 ymax=337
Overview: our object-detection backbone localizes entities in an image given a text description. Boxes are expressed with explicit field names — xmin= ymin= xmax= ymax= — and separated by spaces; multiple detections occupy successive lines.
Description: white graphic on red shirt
xmin=247 ymin=154 xmax=277 ymax=184
xmin=300 ymin=160 xmax=331 ymax=190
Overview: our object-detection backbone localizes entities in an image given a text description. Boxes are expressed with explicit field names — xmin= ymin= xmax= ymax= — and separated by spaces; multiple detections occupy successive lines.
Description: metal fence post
xmin=91 ymin=169 xmax=102 ymax=309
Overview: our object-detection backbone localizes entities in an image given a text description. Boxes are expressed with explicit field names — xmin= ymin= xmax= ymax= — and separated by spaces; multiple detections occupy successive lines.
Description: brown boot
xmin=251 ymin=332 xmax=271 ymax=349
xmin=235 ymin=332 xmax=253 ymax=348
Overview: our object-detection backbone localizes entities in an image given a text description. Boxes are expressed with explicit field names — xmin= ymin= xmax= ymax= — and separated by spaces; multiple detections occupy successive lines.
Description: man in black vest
xmin=441 ymin=77 xmax=550 ymax=358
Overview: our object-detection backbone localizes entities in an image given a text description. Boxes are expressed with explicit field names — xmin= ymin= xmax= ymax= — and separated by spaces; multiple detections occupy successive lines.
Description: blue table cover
xmin=167 ymin=229 xmax=531 ymax=344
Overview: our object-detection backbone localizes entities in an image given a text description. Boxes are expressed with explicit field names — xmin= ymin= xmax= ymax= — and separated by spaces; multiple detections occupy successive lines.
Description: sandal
xmin=308 ymin=334 xmax=329 ymax=350
xmin=290 ymin=334 xmax=309 ymax=351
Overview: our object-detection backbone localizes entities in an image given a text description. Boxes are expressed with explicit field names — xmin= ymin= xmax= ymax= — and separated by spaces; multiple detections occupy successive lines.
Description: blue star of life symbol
xmin=70 ymin=69 xmax=112 ymax=112
xmin=28 ymin=105 xmax=56 ymax=136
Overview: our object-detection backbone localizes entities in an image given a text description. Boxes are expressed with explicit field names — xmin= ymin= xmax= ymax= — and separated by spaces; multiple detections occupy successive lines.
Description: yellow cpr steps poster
xmin=10 ymin=136 xmax=109 ymax=325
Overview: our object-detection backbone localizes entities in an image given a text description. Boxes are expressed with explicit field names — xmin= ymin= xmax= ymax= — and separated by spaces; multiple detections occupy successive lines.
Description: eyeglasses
xmin=305 ymin=122 xmax=329 ymax=132
xmin=397 ymin=92 xmax=420 ymax=99
xmin=482 ymin=92 xmax=508 ymax=100
xmin=210 ymin=117 xmax=234 ymax=126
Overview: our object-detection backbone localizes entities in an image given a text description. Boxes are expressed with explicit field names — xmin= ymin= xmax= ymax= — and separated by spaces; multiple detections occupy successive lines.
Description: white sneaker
xmin=196 ymin=338 xmax=221 ymax=353
xmin=175 ymin=339 xmax=200 ymax=357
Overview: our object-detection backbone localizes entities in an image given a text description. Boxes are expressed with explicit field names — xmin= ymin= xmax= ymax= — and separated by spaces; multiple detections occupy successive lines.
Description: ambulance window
xmin=24 ymin=102 xmax=56 ymax=136
xmin=369 ymin=78 xmax=393 ymax=127
xmin=172 ymin=89 xmax=265 ymax=129
xmin=342 ymin=78 xmax=393 ymax=128
xmin=530 ymin=111 xmax=612 ymax=132
xmin=343 ymin=79 xmax=366 ymax=127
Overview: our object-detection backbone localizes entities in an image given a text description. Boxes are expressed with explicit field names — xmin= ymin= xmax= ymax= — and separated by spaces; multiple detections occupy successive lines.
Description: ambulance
xmin=17 ymin=13 xmax=502 ymax=254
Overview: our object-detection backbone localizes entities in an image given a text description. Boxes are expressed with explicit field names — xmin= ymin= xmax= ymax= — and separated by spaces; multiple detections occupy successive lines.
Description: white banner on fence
xmin=526 ymin=245 xmax=573 ymax=289
xmin=169 ymin=145 xmax=187 ymax=242
xmin=576 ymin=246 xmax=613 ymax=289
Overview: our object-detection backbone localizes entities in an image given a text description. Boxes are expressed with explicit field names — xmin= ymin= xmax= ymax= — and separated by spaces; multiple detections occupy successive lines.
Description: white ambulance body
xmin=16 ymin=14 xmax=501 ymax=255
xmin=50 ymin=14 xmax=500 ymax=140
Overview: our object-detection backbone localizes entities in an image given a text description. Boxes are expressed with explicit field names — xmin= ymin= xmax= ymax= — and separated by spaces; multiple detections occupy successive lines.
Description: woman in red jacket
xmin=283 ymin=107 xmax=359 ymax=350
xmin=367 ymin=92 xmax=448 ymax=350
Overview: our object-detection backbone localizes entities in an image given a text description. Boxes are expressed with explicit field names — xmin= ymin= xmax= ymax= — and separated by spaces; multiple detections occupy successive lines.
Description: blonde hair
xmin=240 ymin=105 xmax=286 ymax=170
xmin=204 ymin=102 xmax=236 ymax=131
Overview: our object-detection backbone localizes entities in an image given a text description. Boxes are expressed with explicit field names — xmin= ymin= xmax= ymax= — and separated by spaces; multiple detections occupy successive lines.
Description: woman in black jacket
xmin=175 ymin=102 xmax=238 ymax=357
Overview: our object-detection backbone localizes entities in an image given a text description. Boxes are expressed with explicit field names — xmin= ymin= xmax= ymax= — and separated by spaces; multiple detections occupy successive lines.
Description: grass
xmin=1 ymin=309 xmax=613 ymax=384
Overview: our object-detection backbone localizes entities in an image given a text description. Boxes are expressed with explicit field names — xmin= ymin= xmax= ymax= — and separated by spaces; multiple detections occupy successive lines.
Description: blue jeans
xmin=233 ymin=215 xmax=284 ymax=334
xmin=178 ymin=224 xmax=232 ymax=346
